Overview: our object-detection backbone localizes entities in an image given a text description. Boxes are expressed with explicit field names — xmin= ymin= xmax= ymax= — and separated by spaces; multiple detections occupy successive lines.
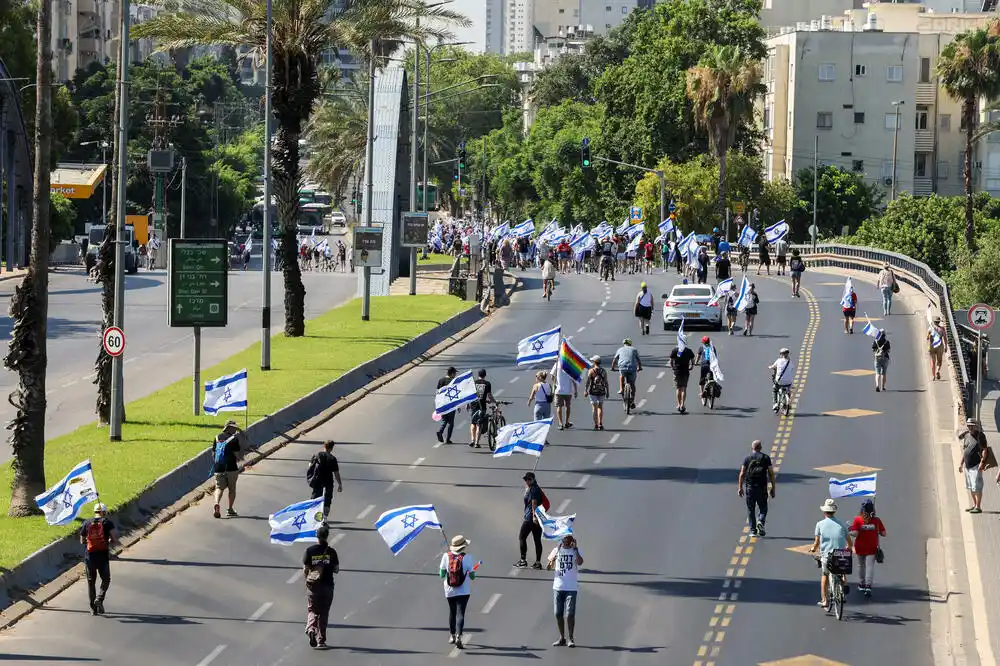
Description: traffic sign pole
xmin=968 ymin=304 xmax=995 ymax=422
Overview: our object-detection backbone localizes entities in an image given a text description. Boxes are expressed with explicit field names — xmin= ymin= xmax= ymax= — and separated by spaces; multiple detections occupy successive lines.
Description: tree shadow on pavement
xmin=0 ymin=656 xmax=100 ymax=662
xmin=458 ymin=645 xmax=542 ymax=658
xmin=337 ymin=646 xmax=435 ymax=655
xmin=117 ymin=556 xmax=297 ymax=570
xmin=570 ymin=466 xmax=819 ymax=484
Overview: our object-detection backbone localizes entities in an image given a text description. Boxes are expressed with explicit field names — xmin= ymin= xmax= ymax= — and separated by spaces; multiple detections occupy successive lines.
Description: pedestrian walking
xmin=80 ymin=503 xmax=116 ymax=615
xmin=742 ymin=283 xmax=760 ymax=336
xmin=849 ymin=499 xmax=886 ymax=598
xmin=550 ymin=359 xmax=577 ymax=430
xmin=959 ymin=417 xmax=992 ymax=513
xmin=436 ymin=367 xmax=458 ymax=444
xmin=756 ymin=240 xmax=771 ymax=275
xmin=528 ymin=370 xmax=553 ymax=420
xmin=872 ymin=329 xmax=890 ymax=392
xmin=737 ymin=440 xmax=775 ymax=537
xmin=669 ymin=339 xmax=696 ymax=413
xmin=440 ymin=535 xmax=477 ymax=649
xmin=774 ymin=237 xmax=788 ymax=275
xmin=928 ymin=315 xmax=948 ymax=380
xmin=306 ymin=440 xmax=343 ymax=518
xmin=843 ymin=289 xmax=858 ymax=334
xmin=514 ymin=472 xmax=546 ymax=569
xmin=877 ymin=264 xmax=898 ymax=316
xmin=303 ymin=524 xmax=339 ymax=648
xmin=547 ymin=534 xmax=584 ymax=648
xmin=584 ymin=355 xmax=608 ymax=430
xmin=212 ymin=420 xmax=245 ymax=519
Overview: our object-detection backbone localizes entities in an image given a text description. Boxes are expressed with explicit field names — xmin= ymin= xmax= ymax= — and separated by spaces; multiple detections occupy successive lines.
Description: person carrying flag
xmin=80 ymin=503 xmax=116 ymax=615
xmin=440 ymin=535 xmax=477 ymax=649
xmin=211 ymin=421 xmax=245 ymax=519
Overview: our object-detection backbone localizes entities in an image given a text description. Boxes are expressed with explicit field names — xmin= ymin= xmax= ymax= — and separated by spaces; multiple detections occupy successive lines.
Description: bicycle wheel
xmin=834 ymin=584 xmax=845 ymax=621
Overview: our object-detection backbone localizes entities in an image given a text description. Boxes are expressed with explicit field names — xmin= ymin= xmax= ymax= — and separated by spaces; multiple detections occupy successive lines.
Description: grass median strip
xmin=0 ymin=294 xmax=467 ymax=569
xmin=417 ymin=252 xmax=454 ymax=265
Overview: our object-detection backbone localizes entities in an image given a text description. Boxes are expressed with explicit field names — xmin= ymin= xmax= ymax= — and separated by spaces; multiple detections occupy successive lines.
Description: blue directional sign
xmin=668 ymin=199 xmax=677 ymax=213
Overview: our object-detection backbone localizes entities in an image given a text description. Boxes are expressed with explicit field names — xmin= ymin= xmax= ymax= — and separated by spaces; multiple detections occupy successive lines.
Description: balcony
xmin=914 ymin=129 xmax=934 ymax=152
xmin=916 ymin=82 xmax=936 ymax=106
xmin=912 ymin=177 xmax=933 ymax=196
xmin=78 ymin=37 xmax=99 ymax=55
xmin=77 ymin=0 xmax=97 ymax=13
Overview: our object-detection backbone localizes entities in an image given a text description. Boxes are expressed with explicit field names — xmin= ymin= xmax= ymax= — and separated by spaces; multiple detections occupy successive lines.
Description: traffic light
xmin=581 ymin=137 xmax=591 ymax=168
xmin=458 ymin=141 xmax=467 ymax=169
xmin=453 ymin=168 xmax=460 ymax=181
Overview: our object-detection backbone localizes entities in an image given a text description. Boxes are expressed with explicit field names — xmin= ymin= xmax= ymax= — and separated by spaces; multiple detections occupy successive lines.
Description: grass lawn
xmin=418 ymin=252 xmax=454 ymax=265
xmin=0 ymin=294 xmax=466 ymax=569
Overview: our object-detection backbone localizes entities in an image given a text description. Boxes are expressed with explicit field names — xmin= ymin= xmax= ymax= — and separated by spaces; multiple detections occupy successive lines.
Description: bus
xmin=416 ymin=183 xmax=439 ymax=211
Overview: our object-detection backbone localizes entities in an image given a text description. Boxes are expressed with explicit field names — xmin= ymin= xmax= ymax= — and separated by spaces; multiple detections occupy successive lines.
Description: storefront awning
xmin=50 ymin=163 xmax=107 ymax=199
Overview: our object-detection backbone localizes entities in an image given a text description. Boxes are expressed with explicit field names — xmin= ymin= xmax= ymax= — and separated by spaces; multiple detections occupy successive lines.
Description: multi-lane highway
xmin=0 ymin=252 xmax=357 ymax=458
xmin=0 ymin=267 xmax=946 ymax=665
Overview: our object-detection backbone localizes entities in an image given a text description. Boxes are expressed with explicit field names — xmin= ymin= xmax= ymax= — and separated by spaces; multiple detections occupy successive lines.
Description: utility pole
xmin=812 ymin=135 xmax=818 ymax=250
xmin=409 ymin=28 xmax=419 ymax=296
xmin=261 ymin=0 xmax=273 ymax=370
xmin=180 ymin=156 xmax=200 ymax=415
xmin=657 ymin=170 xmax=665 ymax=232
xmin=146 ymin=78 xmax=180 ymax=251
xmin=890 ymin=100 xmax=904 ymax=202
xmin=362 ymin=38 xmax=377 ymax=321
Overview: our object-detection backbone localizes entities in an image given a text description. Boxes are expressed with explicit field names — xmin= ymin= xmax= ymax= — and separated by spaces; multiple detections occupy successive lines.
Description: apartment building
xmin=500 ymin=0 xmax=647 ymax=55
xmin=760 ymin=2 xmax=1000 ymax=199
xmin=53 ymin=0 xmax=116 ymax=82
xmin=760 ymin=0 xmax=861 ymax=32
xmin=485 ymin=0 xmax=504 ymax=53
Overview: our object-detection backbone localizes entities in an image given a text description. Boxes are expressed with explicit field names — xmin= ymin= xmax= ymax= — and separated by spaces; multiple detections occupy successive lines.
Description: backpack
xmin=213 ymin=438 xmax=229 ymax=467
xmin=86 ymin=519 xmax=109 ymax=553
xmin=446 ymin=552 xmax=467 ymax=587
xmin=746 ymin=453 xmax=768 ymax=484
xmin=589 ymin=368 xmax=608 ymax=396
xmin=306 ymin=454 xmax=323 ymax=487
xmin=540 ymin=489 xmax=551 ymax=512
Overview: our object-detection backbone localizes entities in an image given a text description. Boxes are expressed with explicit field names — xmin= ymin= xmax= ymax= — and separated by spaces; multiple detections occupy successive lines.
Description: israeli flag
xmin=516 ymin=326 xmax=561 ymax=366
xmin=862 ymin=313 xmax=881 ymax=338
xmin=733 ymin=276 xmax=753 ymax=312
xmin=535 ymin=506 xmax=575 ymax=540
xmin=840 ymin=277 xmax=855 ymax=309
xmin=540 ymin=219 xmax=558 ymax=237
xmin=268 ymin=497 xmax=326 ymax=545
xmin=677 ymin=317 xmax=688 ymax=353
xmin=709 ymin=344 xmax=725 ymax=382
xmin=659 ymin=218 xmax=675 ymax=235
xmin=244 ymin=237 xmax=254 ymax=254
xmin=204 ymin=368 xmax=248 ymax=415
xmin=680 ymin=231 xmax=697 ymax=256
xmin=591 ymin=222 xmax=611 ymax=238
xmin=617 ymin=219 xmax=631 ymax=235
xmin=34 ymin=459 xmax=100 ymax=526
xmin=625 ymin=224 xmax=644 ymax=241
xmin=493 ymin=418 xmax=551 ymax=457
xmin=490 ymin=222 xmax=510 ymax=240
xmin=374 ymin=504 xmax=442 ymax=555
xmin=738 ymin=225 xmax=758 ymax=248
xmin=510 ymin=219 xmax=535 ymax=237
xmin=829 ymin=473 xmax=877 ymax=499
xmin=765 ymin=219 xmax=789 ymax=243
xmin=930 ymin=325 xmax=944 ymax=348
xmin=627 ymin=234 xmax=643 ymax=253
xmin=434 ymin=370 xmax=478 ymax=416
xmin=708 ymin=278 xmax=734 ymax=307
xmin=570 ymin=233 xmax=593 ymax=253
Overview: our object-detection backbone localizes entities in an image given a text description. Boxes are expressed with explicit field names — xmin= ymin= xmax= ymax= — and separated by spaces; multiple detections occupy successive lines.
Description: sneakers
xmin=756 ymin=522 xmax=766 ymax=537
xmin=749 ymin=530 xmax=758 ymax=538
xmin=565 ymin=422 xmax=573 ymax=429
xmin=227 ymin=508 xmax=238 ymax=517
xmin=449 ymin=635 xmax=456 ymax=645
xmin=455 ymin=638 xmax=464 ymax=650
xmin=553 ymin=638 xmax=567 ymax=647
xmin=94 ymin=599 xmax=105 ymax=615
xmin=308 ymin=629 xmax=317 ymax=648
xmin=772 ymin=403 xmax=779 ymax=413
xmin=213 ymin=504 xmax=221 ymax=519
xmin=531 ymin=562 xmax=543 ymax=570
xmin=513 ymin=560 xmax=528 ymax=568
xmin=567 ymin=639 xmax=576 ymax=648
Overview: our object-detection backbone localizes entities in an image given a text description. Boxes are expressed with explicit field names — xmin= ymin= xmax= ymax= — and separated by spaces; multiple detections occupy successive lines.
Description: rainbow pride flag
xmin=559 ymin=339 xmax=592 ymax=383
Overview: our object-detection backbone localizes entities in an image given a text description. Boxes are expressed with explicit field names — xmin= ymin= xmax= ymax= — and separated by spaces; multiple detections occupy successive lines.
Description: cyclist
xmin=599 ymin=237 xmax=615 ymax=281
xmin=768 ymin=348 xmax=794 ymax=413
xmin=808 ymin=499 xmax=854 ymax=612
xmin=541 ymin=252 xmax=556 ymax=300
xmin=611 ymin=338 xmax=642 ymax=405
xmin=634 ymin=282 xmax=653 ymax=335
xmin=469 ymin=369 xmax=495 ymax=448
xmin=697 ymin=336 xmax=714 ymax=391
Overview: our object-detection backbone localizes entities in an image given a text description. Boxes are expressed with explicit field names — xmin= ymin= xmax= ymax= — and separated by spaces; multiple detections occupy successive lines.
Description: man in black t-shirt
xmin=737 ymin=440 xmax=776 ymax=537
xmin=80 ymin=503 xmax=116 ymax=615
xmin=436 ymin=367 xmax=458 ymax=444
xmin=469 ymin=369 xmax=494 ymax=448
xmin=515 ymin=472 xmax=545 ymax=569
xmin=212 ymin=420 xmax=245 ymax=519
xmin=669 ymin=345 xmax=696 ymax=414
xmin=308 ymin=440 xmax=344 ymax=518
xmin=303 ymin=525 xmax=340 ymax=648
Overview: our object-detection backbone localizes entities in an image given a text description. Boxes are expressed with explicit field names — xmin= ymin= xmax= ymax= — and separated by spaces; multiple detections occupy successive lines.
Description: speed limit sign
xmin=102 ymin=326 xmax=126 ymax=357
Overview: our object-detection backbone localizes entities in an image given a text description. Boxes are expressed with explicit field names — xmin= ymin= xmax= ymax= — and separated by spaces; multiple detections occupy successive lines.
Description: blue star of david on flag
xmin=375 ymin=505 xmax=442 ymax=555
xmin=828 ymin=473 xmax=876 ymax=499
xmin=517 ymin=326 xmax=561 ymax=367
xmin=531 ymin=339 xmax=545 ymax=352
xmin=402 ymin=513 xmax=417 ymax=528
xmin=204 ymin=368 xmax=248 ymax=415
xmin=493 ymin=418 xmax=551 ymax=458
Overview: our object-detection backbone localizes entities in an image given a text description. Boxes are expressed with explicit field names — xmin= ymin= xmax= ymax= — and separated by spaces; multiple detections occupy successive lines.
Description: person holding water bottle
xmin=440 ymin=535 xmax=479 ymax=650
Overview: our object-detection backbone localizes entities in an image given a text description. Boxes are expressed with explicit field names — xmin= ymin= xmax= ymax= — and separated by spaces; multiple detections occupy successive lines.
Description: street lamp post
xmin=890 ymin=100 xmax=904 ymax=202
xmin=261 ymin=0 xmax=273 ymax=370
xmin=80 ymin=140 xmax=110 ymax=224
xmin=422 ymin=41 xmax=473 ymax=214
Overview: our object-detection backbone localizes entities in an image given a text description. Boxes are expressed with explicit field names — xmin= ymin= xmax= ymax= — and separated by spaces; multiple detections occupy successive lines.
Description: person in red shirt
xmin=557 ymin=240 xmax=572 ymax=272
xmin=848 ymin=499 xmax=886 ymax=598
xmin=643 ymin=240 xmax=655 ymax=274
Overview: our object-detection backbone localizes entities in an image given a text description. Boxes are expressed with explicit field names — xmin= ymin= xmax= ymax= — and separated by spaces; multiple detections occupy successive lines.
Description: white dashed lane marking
xmin=386 ymin=480 xmax=401 ymax=493
xmin=509 ymin=377 xmax=519 ymax=383
xmin=196 ymin=645 xmax=227 ymax=666
xmin=481 ymin=593 xmax=502 ymax=614
xmin=356 ymin=504 xmax=376 ymax=520
xmin=657 ymin=370 xmax=665 ymax=380
xmin=449 ymin=633 xmax=472 ymax=658
xmin=647 ymin=384 xmax=656 ymax=393
xmin=594 ymin=452 xmax=606 ymax=464
xmin=636 ymin=399 xmax=647 ymax=409
xmin=246 ymin=602 xmax=273 ymax=623
xmin=575 ymin=475 xmax=591 ymax=488
xmin=623 ymin=415 xmax=634 ymax=425
xmin=409 ymin=457 xmax=425 ymax=469
xmin=577 ymin=326 xmax=586 ymax=333
xmin=588 ymin=318 xmax=595 ymax=324
xmin=609 ymin=434 xmax=620 ymax=444
xmin=556 ymin=498 xmax=572 ymax=513
xmin=596 ymin=310 xmax=603 ymax=316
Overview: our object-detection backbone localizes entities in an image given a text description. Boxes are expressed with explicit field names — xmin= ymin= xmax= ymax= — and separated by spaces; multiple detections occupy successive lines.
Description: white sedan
xmin=662 ymin=284 xmax=723 ymax=331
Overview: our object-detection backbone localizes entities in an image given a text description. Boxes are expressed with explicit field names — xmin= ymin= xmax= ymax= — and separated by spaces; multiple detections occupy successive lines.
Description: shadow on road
xmin=569 ymin=466 xmax=819 ymax=484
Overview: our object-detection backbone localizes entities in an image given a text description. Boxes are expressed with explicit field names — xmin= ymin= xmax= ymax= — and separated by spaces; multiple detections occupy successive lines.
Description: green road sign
xmin=168 ymin=239 xmax=229 ymax=327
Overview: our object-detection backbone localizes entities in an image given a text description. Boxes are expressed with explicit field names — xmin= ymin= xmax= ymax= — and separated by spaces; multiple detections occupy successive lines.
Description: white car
xmin=662 ymin=283 xmax=723 ymax=331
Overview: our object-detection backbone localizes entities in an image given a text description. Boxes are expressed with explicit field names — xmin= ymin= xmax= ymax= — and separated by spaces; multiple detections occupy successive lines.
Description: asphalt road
xmin=0 ymin=250 xmax=358 ymax=459
xmin=0 ymin=266 xmax=938 ymax=666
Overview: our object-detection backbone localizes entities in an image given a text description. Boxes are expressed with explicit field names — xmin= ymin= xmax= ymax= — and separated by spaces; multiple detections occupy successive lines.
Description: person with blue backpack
xmin=212 ymin=420 xmax=245 ymax=519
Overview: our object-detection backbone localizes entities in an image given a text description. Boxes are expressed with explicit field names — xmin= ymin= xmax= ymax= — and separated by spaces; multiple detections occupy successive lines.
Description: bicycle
xmin=600 ymin=257 xmax=614 ymax=282
xmin=701 ymin=371 xmax=720 ymax=409
xmin=484 ymin=401 xmax=510 ymax=451
xmin=621 ymin=373 xmax=638 ymax=415
xmin=543 ymin=278 xmax=554 ymax=301
xmin=774 ymin=383 xmax=791 ymax=415
xmin=815 ymin=550 xmax=851 ymax=620
xmin=739 ymin=249 xmax=750 ymax=273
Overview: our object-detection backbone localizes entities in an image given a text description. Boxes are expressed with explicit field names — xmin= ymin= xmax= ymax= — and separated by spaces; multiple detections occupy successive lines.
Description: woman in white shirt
xmin=528 ymin=371 xmax=553 ymax=420
xmin=634 ymin=282 xmax=654 ymax=336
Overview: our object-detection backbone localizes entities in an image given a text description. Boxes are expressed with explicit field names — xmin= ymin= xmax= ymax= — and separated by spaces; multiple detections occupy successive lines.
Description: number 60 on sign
xmin=102 ymin=326 xmax=126 ymax=357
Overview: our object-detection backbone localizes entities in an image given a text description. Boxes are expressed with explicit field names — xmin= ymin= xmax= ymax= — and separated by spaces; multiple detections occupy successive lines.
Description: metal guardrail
xmin=787 ymin=242 xmax=972 ymax=415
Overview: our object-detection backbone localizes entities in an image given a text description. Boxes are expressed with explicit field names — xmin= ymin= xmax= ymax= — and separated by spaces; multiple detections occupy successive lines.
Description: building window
xmin=960 ymin=114 xmax=969 ymax=131
xmin=605 ymin=5 xmax=611 ymax=10
xmin=854 ymin=63 xmax=867 ymax=77
xmin=605 ymin=23 xmax=611 ymax=28
xmin=817 ymin=112 xmax=833 ymax=129
xmin=558 ymin=7 xmax=564 ymax=12
xmin=819 ymin=63 xmax=835 ymax=81
xmin=885 ymin=113 xmax=900 ymax=130
xmin=854 ymin=112 xmax=865 ymax=124
xmin=882 ymin=161 xmax=894 ymax=180
xmin=940 ymin=114 xmax=951 ymax=132
xmin=763 ymin=107 xmax=771 ymax=130
xmin=887 ymin=65 xmax=903 ymax=82
xmin=915 ymin=153 xmax=929 ymax=178
xmin=852 ymin=160 xmax=864 ymax=172
xmin=919 ymin=57 xmax=931 ymax=83
xmin=938 ymin=161 xmax=950 ymax=179
xmin=622 ymin=6 xmax=628 ymax=13
xmin=915 ymin=106 xmax=929 ymax=130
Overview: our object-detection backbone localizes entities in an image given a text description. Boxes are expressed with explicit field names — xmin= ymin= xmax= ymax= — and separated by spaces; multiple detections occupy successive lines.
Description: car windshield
xmin=671 ymin=287 xmax=713 ymax=298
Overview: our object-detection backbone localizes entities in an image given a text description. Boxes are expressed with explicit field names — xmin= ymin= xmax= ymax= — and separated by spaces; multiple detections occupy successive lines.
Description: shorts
xmin=553 ymin=590 xmax=578 ymax=618
xmin=791 ymin=270 xmax=802 ymax=278
xmin=589 ymin=395 xmax=604 ymax=405
xmin=930 ymin=346 xmax=945 ymax=362
xmin=776 ymin=255 xmax=787 ymax=265
xmin=674 ymin=373 xmax=690 ymax=389
xmin=965 ymin=467 xmax=985 ymax=493
xmin=617 ymin=253 xmax=625 ymax=262
xmin=620 ymin=370 xmax=637 ymax=387
xmin=635 ymin=304 xmax=652 ymax=320
xmin=843 ymin=308 xmax=856 ymax=318
xmin=534 ymin=402 xmax=552 ymax=420
xmin=874 ymin=356 xmax=889 ymax=375
xmin=470 ymin=406 xmax=487 ymax=426
xmin=215 ymin=471 xmax=239 ymax=492
xmin=555 ymin=394 xmax=572 ymax=408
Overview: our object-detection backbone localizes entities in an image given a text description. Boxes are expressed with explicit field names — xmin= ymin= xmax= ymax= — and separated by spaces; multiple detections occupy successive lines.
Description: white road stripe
xmin=196 ymin=645 xmax=227 ymax=666
xmin=286 ymin=570 xmax=302 ymax=584
xmin=575 ymin=475 xmax=591 ymax=488
xmin=246 ymin=602 xmax=273 ymax=623
xmin=356 ymin=504 xmax=376 ymax=520
xmin=656 ymin=370 xmax=665 ymax=379
xmin=386 ymin=480 xmax=401 ymax=493
xmin=510 ymin=377 xmax=519 ymax=383
xmin=556 ymin=498 xmax=572 ymax=513
xmin=623 ymin=415 xmax=634 ymax=425
xmin=62 ymin=380 xmax=78 ymax=388
xmin=636 ymin=398 xmax=647 ymax=409
xmin=588 ymin=318 xmax=595 ymax=324
xmin=449 ymin=633 xmax=472 ymax=658
xmin=647 ymin=384 xmax=656 ymax=393
xmin=594 ymin=452 xmax=606 ymax=464
xmin=409 ymin=457 xmax=425 ymax=469
xmin=495 ymin=388 xmax=505 ymax=396
xmin=331 ymin=533 xmax=345 ymax=545
xmin=481 ymin=593 xmax=502 ymax=614
xmin=609 ymin=434 xmax=620 ymax=444
xmin=601 ymin=301 xmax=607 ymax=307
xmin=596 ymin=310 xmax=603 ymax=316
xmin=367 ymin=596 xmax=379 ymax=604
xmin=577 ymin=326 xmax=586 ymax=333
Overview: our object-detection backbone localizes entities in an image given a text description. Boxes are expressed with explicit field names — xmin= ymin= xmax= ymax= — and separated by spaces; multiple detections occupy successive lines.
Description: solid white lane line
xmin=386 ymin=480 xmax=401 ymax=493
xmin=577 ymin=326 xmax=586 ymax=333
xmin=196 ymin=645 xmax=227 ymax=666
xmin=356 ymin=504 xmax=376 ymax=520
xmin=623 ymin=415 xmax=634 ymax=425
xmin=481 ymin=593 xmax=502 ymax=614
xmin=596 ymin=310 xmax=603 ymax=316
xmin=647 ymin=384 xmax=656 ymax=393
xmin=576 ymin=475 xmax=591 ymax=488
xmin=609 ymin=434 xmax=620 ymax=444
xmin=556 ymin=498 xmax=572 ymax=513
xmin=246 ymin=602 xmax=273 ymax=623
xmin=509 ymin=376 xmax=519 ymax=383
xmin=588 ymin=318 xmax=595 ymax=324
xmin=657 ymin=370 xmax=665 ymax=379
xmin=286 ymin=570 xmax=302 ymax=584
xmin=409 ymin=457 xmax=425 ymax=469
xmin=594 ymin=452 xmax=606 ymax=464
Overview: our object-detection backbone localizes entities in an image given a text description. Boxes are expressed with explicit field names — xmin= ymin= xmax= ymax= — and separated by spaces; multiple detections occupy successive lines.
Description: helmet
xmin=682 ymin=278 xmax=689 ymax=285
xmin=590 ymin=355 xmax=601 ymax=364
xmin=640 ymin=281 xmax=647 ymax=289
xmin=701 ymin=336 xmax=710 ymax=344
xmin=94 ymin=503 xmax=107 ymax=515
xmin=779 ymin=347 xmax=790 ymax=355
xmin=623 ymin=338 xmax=633 ymax=346
xmin=713 ymin=227 xmax=719 ymax=233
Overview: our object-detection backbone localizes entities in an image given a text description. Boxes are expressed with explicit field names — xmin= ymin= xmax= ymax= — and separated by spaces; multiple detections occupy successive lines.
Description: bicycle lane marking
xmin=692 ymin=288 xmax=820 ymax=666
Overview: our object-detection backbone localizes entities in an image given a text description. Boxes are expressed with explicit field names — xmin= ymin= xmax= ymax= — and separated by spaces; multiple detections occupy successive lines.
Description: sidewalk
xmin=971 ymin=379 xmax=1000 ymax=659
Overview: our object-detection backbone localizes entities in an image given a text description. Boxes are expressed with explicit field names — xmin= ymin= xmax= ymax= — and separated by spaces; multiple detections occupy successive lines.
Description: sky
xmin=450 ymin=0 xmax=486 ymax=52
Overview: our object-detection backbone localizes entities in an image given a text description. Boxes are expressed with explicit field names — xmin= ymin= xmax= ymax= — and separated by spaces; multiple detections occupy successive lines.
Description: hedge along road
xmin=0 ymin=294 xmax=469 ymax=572
xmin=0 ymin=265 xmax=359 ymax=460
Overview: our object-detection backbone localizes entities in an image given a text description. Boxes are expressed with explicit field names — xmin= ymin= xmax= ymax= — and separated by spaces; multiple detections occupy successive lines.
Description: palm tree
xmin=3 ymin=0 xmax=53 ymax=515
xmin=937 ymin=22 xmax=1000 ymax=253
xmin=133 ymin=0 xmax=467 ymax=336
xmin=685 ymin=45 xmax=764 ymax=221
xmin=306 ymin=77 xmax=368 ymax=197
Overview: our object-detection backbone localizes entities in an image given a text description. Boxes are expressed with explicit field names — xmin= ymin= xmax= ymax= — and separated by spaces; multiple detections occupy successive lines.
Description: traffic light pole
xmin=589 ymin=155 xmax=668 ymax=228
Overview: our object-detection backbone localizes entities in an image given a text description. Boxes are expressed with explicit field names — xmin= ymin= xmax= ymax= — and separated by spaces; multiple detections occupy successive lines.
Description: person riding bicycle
xmin=809 ymin=498 xmax=854 ymax=612
xmin=541 ymin=253 xmax=556 ymax=300
xmin=634 ymin=282 xmax=653 ymax=335
xmin=768 ymin=348 xmax=795 ymax=413
xmin=599 ymin=238 xmax=615 ymax=280
xmin=698 ymin=336 xmax=714 ymax=388
xmin=469 ymin=369 xmax=495 ymax=448
xmin=611 ymin=338 xmax=642 ymax=402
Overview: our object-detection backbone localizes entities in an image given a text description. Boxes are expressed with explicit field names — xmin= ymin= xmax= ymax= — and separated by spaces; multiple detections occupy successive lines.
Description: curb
xmin=0 ymin=274 xmax=519 ymax=628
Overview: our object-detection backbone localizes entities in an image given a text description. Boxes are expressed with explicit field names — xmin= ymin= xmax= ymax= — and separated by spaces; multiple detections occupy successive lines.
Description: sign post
xmin=968 ymin=303 xmax=995 ymax=421
xmin=401 ymin=212 xmax=429 ymax=296
xmin=354 ymin=226 xmax=384 ymax=321
xmin=169 ymin=239 xmax=229 ymax=414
